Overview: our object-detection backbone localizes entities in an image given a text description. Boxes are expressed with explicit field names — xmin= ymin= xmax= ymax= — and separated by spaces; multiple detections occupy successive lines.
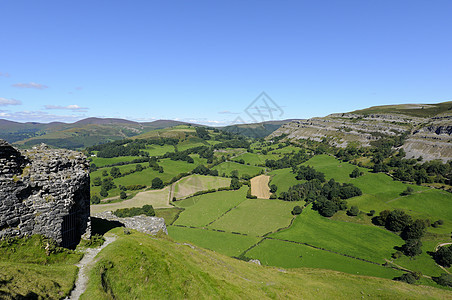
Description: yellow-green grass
xmin=82 ymin=228 xmax=451 ymax=299
xmin=212 ymin=161 xmax=264 ymax=177
xmin=91 ymin=186 xmax=172 ymax=214
xmin=143 ymin=144 xmax=175 ymax=156
xmin=271 ymin=206 xmax=404 ymax=264
xmin=168 ymin=226 xmax=261 ymax=257
xmin=302 ymin=154 xmax=369 ymax=183
xmin=89 ymin=155 xmax=141 ymax=167
xmin=173 ymin=174 xmax=231 ymax=200
xmin=0 ymin=235 xmax=82 ymax=299
xmin=246 ymin=239 xmax=403 ymax=279
xmin=155 ymin=207 xmax=184 ymax=226
xmin=233 ymin=152 xmax=280 ymax=166
xmin=177 ymin=140 xmax=209 ymax=151
xmin=209 ymin=199 xmax=303 ymax=236
xmin=173 ymin=187 xmax=248 ymax=227
xmin=268 ymin=168 xmax=299 ymax=195
xmin=392 ymin=238 xmax=448 ymax=278
xmin=268 ymin=145 xmax=301 ymax=154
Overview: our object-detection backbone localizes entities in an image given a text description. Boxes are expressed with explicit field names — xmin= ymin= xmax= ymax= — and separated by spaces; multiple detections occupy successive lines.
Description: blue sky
xmin=0 ymin=1 xmax=451 ymax=126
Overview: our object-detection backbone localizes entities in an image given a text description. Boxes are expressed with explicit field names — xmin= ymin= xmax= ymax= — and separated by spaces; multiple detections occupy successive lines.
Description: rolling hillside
xmin=0 ymin=118 xmax=194 ymax=149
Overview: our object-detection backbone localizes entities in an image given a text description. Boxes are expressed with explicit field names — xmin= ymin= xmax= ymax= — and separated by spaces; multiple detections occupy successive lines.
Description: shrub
xmin=434 ymin=245 xmax=452 ymax=267
xmin=151 ymin=177 xmax=164 ymax=189
xmin=347 ymin=206 xmax=359 ymax=216
xmin=433 ymin=273 xmax=452 ymax=287
xmin=368 ymin=210 xmax=376 ymax=216
xmin=120 ymin=191 xmax=127 ymax=200
xmin=292 ymin=205 xmax=303 ymax=215
xmin=91 ymin=195 xmax=100 ymax=204
xmin=400 ymin=186 xmax=414 ymax=196
xmin=394 ymin=273 xmax=416 ymax=284
xmin=113 ymin=204 xmax=155 ymax=218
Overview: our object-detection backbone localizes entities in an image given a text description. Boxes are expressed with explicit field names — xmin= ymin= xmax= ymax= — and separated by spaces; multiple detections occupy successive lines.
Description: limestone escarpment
xmin=269 ymin=107 xmax=452 ymax=162
xmin=0 ymin=140 xmax=90 ymax=248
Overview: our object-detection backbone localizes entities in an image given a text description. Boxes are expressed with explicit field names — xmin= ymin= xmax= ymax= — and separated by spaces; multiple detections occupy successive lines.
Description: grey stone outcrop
xmin=0 ymin=140 xmax=90 ymax=247
xmin=93 ymin=211 xmax=167 ymax=235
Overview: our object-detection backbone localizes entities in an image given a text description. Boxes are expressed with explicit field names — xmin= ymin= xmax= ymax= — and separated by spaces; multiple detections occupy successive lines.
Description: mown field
xmin=212 ymin=161 xmax=264 ymax=177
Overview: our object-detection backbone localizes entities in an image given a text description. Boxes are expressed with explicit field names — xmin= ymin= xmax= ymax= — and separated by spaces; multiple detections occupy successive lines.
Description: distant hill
xmin=221 ymin=119 xmax=297 ymax=138
xmin=0 ymin=118 xmax=195 ymax=149
xmin=269 ymin=101 xmax=452 ymax=161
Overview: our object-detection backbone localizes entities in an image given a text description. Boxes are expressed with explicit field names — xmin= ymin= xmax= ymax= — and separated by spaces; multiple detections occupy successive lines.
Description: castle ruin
xmin=0 ymin=139 xmax=90 ymax=248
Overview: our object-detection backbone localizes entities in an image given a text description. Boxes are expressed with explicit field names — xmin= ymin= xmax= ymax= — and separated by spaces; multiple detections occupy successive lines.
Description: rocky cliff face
xmin=269 ymin=104 xmax=452 ymax=162
xmin=0 ymin=140 xmax=90 ymax=248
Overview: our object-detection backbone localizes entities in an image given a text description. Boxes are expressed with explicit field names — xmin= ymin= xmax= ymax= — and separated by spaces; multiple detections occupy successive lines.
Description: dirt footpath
xmin=250 ymin=175 xmax=271 ymax=199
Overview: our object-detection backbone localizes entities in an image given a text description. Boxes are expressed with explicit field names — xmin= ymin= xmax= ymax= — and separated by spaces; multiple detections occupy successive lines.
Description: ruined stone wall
xmin=0 ymin=140 xmax=90 ymax=247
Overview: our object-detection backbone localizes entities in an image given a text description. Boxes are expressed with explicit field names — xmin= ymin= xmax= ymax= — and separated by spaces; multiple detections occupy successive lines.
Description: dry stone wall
xmin=0 ymin=140 xmax=90 ymax=248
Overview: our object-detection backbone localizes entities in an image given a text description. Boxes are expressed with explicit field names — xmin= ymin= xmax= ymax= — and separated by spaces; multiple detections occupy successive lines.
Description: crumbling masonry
xmin=0 ymin=139 xmax=90 ymax=248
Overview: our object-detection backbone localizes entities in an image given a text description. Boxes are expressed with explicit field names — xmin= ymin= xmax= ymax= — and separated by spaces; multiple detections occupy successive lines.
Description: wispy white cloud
xmin=0 ymin=110 xmax=86 ymax=123
xmin=12 ymin=82 xmax=49 ymax=89
xmin=0 ymin=97 xmax=22 ymax=106
xmin=218 ymin=110 xmax=239 ymax=115
xmin=44 ymin=104 xmax=88 ymax=111
xmin=0 ymin=72 xmax=10 ymax=78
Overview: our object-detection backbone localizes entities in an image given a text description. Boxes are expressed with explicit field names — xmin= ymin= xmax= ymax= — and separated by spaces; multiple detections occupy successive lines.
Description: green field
xmin=268 ymin=168 xmax=299 ymax=195
xmin=143 ymin=144 xmax=175 ymax=156
xmin=209 ymin=199 xmax=303 ymax=236
xmin=246 ymin=238 xmax=403 ymax=279
xmin=173 ymin=187 xmax=248 ymax=227
xmin=168 ymin=226 xmax=260 ymax=257
xmin=271 ymin=206 xmax=404 ymax=264
xmin=212 ymin=161 xmax=264 ymax=177
xmin=89 ymin=155 xmax=141 ymax=167
xmin=233 ymin=152 xmax=280 ymax=166
xmin=81 ymin=228 xmax=451 ymax=299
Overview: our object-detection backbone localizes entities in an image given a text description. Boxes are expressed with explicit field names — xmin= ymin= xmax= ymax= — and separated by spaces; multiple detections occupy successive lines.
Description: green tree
xmin=110 ymin=167 xmax=121 ymax=178
xmin=349 ymin=168 xmax=363 ymax=178
xmin=136 ymin=164 xmax=143 ymax=172
xmin=93 ymin=177 xmax=102 ymax=186
xmin=270 ymin=184 xmax=278 ymax=193
xmin=120 ymin=191 xmax=127 ymax=199
xmin=230 ymin=178 xmax=241 ymax=190
xmin=433 ymin=273 xmax=452 ymax=287
xmin=151 ymin=177 xmax=164 ymax=189
xmin=231 ymin=170 xmax=239 ymax=179
xmin=102 ymin=170 xmax=108 ymax=176
xmin=347 ymin=205 xmax=359 ymax=216
xmin=100 ymin=188 xmax=108 ymax=197
xmin=401 ymin=219 xmax=426 ymax=240
xmin=291 ymin=205 xmax=303 ymax=215
xmin=400 ymin=186 xmax=414 ymax=196
xmin=385 ymin=209 xmax=413 ymax=232
xmin=91 ymin=195 xmax=100 ymax=204
xmin=434 ymin=245 xmax=452 ymax=267
xmin=402 ymin=239 xmax=422 ymax=258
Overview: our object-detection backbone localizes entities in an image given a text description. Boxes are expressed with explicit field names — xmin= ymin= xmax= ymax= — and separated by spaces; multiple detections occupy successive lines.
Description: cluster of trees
xmin=148 ymin=157 xmax=164 ymax=173
xmin=391 ymin=158 xmax=452 ymax=185
xmin=113 ymin=204 xmax=155 ymax=218
xmin=191 ymin=164 xmax=219 ymax=176
xmin=349 ymin=167 xmax=364 ymax=178
xmin=214 ymin=139 xmax=250 ymax=149
xmin=265 ymin=150 xmax=311 ymax=169
xmin=151 ymin=177 xmax=164 ymax=189
xmin=373 ymin=209 xmax=429 ymax=258
xmin=278 ymin=176 xmax=361 ymax=217
xmin=99 ymin=177 xmax=116 ymax=197
xmin=195 ymin=127 xmax=211 ymax=140
xmin=434 ymin=244 xmax=452 ymax=268
xmin=294 ymin=165 xmax=325 ymax=181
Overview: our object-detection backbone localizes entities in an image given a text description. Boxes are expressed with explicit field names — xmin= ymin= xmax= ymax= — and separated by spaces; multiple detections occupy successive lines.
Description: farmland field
xmin=173 ymin=175 xmax=231 ymax=200
xmin=246 ymin=239 xmax=403 ymax=279
xmin=212 ymin=161 xmax=264 ymax=177
xmin=271 ymin=205 xmax=404 ymax=263
xmin=209 ymin=198 xmax=303 ymax=236
xmin=173 ymin=187 xmax=248 ymax=227
xmin=167 ymin=226 xmax=260 ymax=257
